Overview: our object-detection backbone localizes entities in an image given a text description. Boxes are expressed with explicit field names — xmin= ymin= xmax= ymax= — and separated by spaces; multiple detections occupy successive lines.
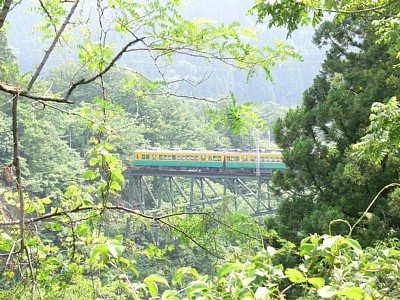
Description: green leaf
xmin=145 ymin=274 xmax=169 ymax=286
xmin=83 ymin=169 xmax=99 ymax=180
xmin=76 ymin=223 xmax=90 ymax=236
xmin=145 ymin=279 xmax=158 ymax=297
xmin=339 ymin=287 xmax=365 ymax=300
xmin=104 ymin=141 xmax=114 ymax=150
xmin=342 ymin=238 xmax=362 ymax=251
xmin=217 ymin=262 xmax=242 ymax=280
xmin=144 ymin=274 xmax=169 ymax=297
xmin=285 ymin=268 xmax=306 ymax=283
xmin=161 ymin=290 xmax=179 ymax=300
xmin=186 ymin=281 xmax=210 ymax=295
xmin=89 ymin=244 xmax=108 ymax=263
xmin=172 ymin=267 xmax=200 ymax=285
xmin=308 ymin=277 xmax=325 ymax=288
xmin=41 ymin=197 xmax=51 ymax=204
xmin=45 ymin=221 xmax=62 ymax=231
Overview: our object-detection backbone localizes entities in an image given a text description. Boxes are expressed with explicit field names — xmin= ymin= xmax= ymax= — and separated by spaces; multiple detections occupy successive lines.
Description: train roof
xmin=135 ymin=148 xmax=283 ymax=154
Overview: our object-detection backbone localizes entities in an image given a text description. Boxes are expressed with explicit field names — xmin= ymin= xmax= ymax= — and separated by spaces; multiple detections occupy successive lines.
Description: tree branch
xmin=12 ymin=92 xmax=24 ymax=252
xmin=64 ymin=37 xmax=144 ymax=100
xmin=0 ymin=204 xmax=213 ymax=226
xmin=319 ymin=0 xmax=399 ymax=15
xmin=0 ymin=0 xmax=13 ymax=30
xmin=27 ymin=0 xmax=80 ymax=91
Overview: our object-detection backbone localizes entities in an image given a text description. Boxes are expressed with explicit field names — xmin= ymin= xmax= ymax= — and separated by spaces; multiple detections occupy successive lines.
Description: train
xmin=133 ymin=148 xmax=286 ymax=174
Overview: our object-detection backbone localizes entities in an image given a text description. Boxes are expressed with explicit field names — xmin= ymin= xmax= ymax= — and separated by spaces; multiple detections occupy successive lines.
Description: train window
xmin=152 ymin=154 xmax=156 ymax=160
xmin=242 ymin=156 xmax=247 ymax=162
xmin=194 ymin=156 xmax=198 ymax=160
xmin=208 ymin=156 xmax=212 ymax=161
xmin=177 ymin=155 xmax=181 ymax=160
xmin=172 ymin=155 xmax=176 ymax=160
xmin=250 ymin=157 xmax=255 ymax=162
xmin=227 ymin=156 xmax=231 ymax=161
xmin=168 ymin=155 xmax=172 ymax=160
xmin=201 ymin=155 xmax=206 ymax=161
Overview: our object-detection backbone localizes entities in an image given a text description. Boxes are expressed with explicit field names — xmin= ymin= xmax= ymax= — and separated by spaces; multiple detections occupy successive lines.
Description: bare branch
xmin=27 ymin=0 xmax=81 ymax=91
xmin=157 ymin=218 xmax=223 ymax=259
xmin=38 ymin=0 xmax=57 ymax=32
xmin=64 ymin=37 xmax=144 ymax=100
xmin=11 ymin=92 xmax=24 ymax=252
xmin=0 ymin=204 xmax=213 ymax=226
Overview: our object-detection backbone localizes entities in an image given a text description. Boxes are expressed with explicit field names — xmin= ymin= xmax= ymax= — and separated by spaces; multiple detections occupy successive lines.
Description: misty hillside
xmin=6 ymin=0 xmax=325 ymax=106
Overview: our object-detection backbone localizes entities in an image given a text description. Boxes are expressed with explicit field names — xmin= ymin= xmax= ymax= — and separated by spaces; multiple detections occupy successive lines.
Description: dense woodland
xmin=1 ymin=0 xmax=400 ymax=299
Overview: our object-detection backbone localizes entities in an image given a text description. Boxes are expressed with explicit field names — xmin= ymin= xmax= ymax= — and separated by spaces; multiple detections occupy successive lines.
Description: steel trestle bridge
xmin=124 ymin=169 xmax=280 ymax=216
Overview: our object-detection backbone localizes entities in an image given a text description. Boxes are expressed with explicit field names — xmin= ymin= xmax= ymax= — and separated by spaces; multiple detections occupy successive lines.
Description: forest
xmin=1 ymin=0 xmax=400 ymax=299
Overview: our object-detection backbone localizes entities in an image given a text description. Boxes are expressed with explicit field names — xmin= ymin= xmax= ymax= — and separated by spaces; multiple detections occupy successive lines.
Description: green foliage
xmin=3 ymin=0 xmax=400 ymax=299
xmin=269 ymin=15 xmax=400 ymax=245
xmin=208 ymin=94 xmax=268 ymax=135
xmin=124 ymin=234 xmax=400 ymax=299
xmin=353 ymin=97 xmax=400 ymax=163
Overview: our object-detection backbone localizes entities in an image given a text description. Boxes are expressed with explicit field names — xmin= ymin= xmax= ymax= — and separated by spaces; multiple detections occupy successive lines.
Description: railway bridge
xmin=124 ymin=169 xmax=280 ymax=216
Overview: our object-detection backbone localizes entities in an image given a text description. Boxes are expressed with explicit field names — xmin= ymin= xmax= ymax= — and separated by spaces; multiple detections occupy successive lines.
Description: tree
xmin=0 ymin=0 xmax=301 ymax=297
xmin=268 ymin=15 xmax=400 ymax=244
xmin=251 ymin=0 xmax=400 ymax=55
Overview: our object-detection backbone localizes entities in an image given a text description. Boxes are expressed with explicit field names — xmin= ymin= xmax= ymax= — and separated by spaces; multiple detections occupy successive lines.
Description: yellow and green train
xmin=133 ymin=148 xmax=286 ymax=174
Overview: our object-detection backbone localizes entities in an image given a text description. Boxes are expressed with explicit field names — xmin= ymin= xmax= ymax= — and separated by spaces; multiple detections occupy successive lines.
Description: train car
xmin=134 ymin=148 xmax=286 ymax=173
xmin=134 ymin=148 xmax=224 ymax=171
xmin=225 ymin=150 xmax=286 ymax=174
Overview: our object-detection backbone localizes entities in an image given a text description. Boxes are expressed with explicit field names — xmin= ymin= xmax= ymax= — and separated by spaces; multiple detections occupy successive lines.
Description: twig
xmin=0 ymin=205 xmax=213 ymax=226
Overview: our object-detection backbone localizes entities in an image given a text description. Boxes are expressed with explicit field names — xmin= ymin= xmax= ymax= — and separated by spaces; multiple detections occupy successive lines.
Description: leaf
xmin=89 ymin=244 xmax=108 ymax=263
xmin=145 ymin=274 xmax=169 ymax=287
xmin=318 ymin=286 xmax=337 ymax=298
xmin=285 ymin=268 xmax=306 ymax=283
xmin=217 ymin=262 xmax=242 ymax=280
xmin=76 ymin=223 xmax=90 ymax=236
xmin=342 ymin=238 xmax=362 ymax=251
xmin=89 ymin=158 xmax=99 ymax=166
xmin=45 ymin=221 xmax=62 ymax=231
xmin=144 ymin=274 xmax=169 ymax=297
xmin=145 ymin=279 xmax=158 ymax=297
xmin=83 ymin=169 xmax=99 ymax=180
xmin=186 ymin=281 xmax=210 ymax=295
xmin=255 ymin=287 xmax=268 ymax=299
xmin=339 ymin=287 xmax=365 ymax=300
xmin=172 ymin=267 xmax=200 ymax=285
xmin=266 ymin=246 xmax=276 ymax=256
xmin=161 ymin=290 xmax=179 ymax=300
xmin=41 ymin=197 xmax=51 ymax=204
xmin=308 ymin=277 xmax=325 ymax=288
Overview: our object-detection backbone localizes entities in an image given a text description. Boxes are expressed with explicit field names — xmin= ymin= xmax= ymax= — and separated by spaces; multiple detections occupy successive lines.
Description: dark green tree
xmin=270 ymin=16 xmax=400 ymax=245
